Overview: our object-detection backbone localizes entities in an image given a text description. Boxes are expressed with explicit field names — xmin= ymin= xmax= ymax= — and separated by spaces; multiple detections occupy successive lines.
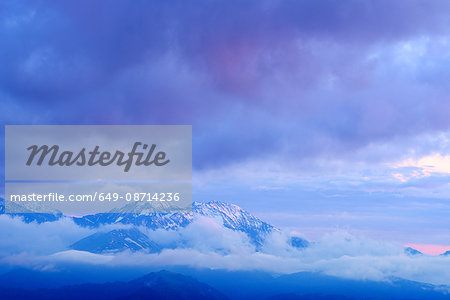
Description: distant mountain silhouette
xmin=0 ymin=270 xmax=227 ymax=300
xmin=405 ymin=247 xmax=423 ymax=256
xmin=1 ymin=268 xmax=449 ymax=300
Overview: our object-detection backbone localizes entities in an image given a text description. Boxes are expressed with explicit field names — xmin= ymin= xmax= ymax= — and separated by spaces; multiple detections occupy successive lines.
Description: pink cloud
xmin=405 ymin=243 xmax=450 ymax=255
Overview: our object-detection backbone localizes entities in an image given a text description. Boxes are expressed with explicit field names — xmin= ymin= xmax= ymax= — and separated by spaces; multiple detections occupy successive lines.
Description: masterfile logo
xmin=6 ymin=125 xmax=191 ymax=181
xmin=26 ymin=142 xmax=170 ymax=172
xmin=5 ymin=125 xmax=192 ymax=214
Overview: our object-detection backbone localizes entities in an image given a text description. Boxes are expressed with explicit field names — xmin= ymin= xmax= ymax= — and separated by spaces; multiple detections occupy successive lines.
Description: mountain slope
xmin=0 ymin=198 xmax=61 ymax=223
xmin=70 ymin=228 xmax=161 ymax=253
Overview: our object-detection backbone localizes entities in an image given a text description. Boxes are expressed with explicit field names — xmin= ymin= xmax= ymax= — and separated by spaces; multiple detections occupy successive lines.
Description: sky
xmin=1 ymin=0 xmax=450 ymax=249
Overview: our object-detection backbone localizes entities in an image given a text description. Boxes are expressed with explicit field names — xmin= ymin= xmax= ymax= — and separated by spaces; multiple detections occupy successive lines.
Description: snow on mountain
xmin=73 ymin=201 xmax=278 ymax=246
xmin=192 ymin=201 xmax=276 ymax=245
xmin=0 ymin=198 xmax=61 ymax=223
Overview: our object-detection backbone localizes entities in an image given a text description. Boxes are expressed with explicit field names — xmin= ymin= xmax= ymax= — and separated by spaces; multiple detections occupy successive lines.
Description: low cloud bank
xmin=1 ymin=214 xmax=450 ymax=286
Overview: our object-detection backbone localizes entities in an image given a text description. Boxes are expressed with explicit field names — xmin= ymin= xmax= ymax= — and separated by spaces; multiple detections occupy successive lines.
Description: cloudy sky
xmin=1 ymin=0 xmax=450 ymax=251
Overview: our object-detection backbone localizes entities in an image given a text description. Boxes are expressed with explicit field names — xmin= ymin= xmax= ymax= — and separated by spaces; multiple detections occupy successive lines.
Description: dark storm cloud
xmin=2 ymin=0 xmax=450 ymax=169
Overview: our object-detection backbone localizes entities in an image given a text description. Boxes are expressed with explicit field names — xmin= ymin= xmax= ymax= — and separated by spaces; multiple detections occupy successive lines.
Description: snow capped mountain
xmin=0 ymin=199 xmax=308 ymax=253
xmin=442 ymin=251 xmax=450 ymax=256
xmin=73 ymin=201 xmax=277 ymax=246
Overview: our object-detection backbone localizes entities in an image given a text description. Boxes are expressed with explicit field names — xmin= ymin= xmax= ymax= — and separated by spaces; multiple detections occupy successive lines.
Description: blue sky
xmin=1 ymin=0 xmax=450 ymax=248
